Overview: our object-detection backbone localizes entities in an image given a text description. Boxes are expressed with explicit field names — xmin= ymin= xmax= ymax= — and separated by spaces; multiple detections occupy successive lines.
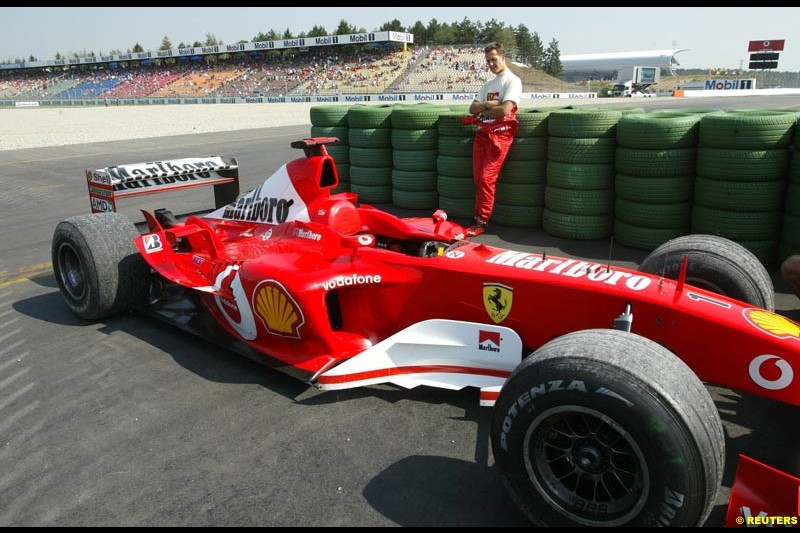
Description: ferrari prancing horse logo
xmin=483 ymin=283 xmax=513 ymax=324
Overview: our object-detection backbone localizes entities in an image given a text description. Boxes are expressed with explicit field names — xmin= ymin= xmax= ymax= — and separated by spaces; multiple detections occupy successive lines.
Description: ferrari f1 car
xmin=52 ymin=137 xmax=800 ymax=527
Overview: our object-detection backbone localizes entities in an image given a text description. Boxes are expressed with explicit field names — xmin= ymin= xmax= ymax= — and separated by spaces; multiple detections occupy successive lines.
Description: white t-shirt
xmin=478 ymin=68 xmax=522 ymax=123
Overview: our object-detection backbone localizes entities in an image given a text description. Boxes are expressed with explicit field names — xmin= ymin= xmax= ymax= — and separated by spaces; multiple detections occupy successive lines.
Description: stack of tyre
xmin=491 ymin=109 xmax=550 ymax=227
xmin=613 ymin=111 xmax=701 ymax=250
xmin=692 ymin=109 xmax=797 ymax=265
xmin=346 ymin=105 xmax=395 ymax=204
xmin=779 ymin=114 xmax=800 ymax=262
xmin=436 ymin=110 xmax=478 ymax=219
xmin=543 ymin=108 xmax=622 ymax=239
xmin=390 ymin=104 xmax=445 ymax=210
xmin=608 ymin=107 xmax=646 ymax=116
xmin=309 ymin=105 xmax=350 ymax=192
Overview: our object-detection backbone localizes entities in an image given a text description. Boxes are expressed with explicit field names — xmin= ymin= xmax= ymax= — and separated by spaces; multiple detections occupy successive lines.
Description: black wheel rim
xmin=57 ymin=242 xmax=86 ymax=301
xmin=523 ymin=405 xmax=648 ymax=526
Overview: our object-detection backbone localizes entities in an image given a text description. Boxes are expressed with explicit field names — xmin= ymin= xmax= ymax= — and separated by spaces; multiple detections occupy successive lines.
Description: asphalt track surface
xmin=2 ymin=95 xmax=800 ymax=526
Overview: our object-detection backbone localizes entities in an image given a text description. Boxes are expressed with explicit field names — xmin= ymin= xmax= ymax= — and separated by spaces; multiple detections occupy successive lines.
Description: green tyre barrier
xmin=691 ymin=205 xmax=782 ymax=241
xmin=350 ymin=183 xmax=392 ymax=204
xmin=310 ymin=125 xmax=349 ymax=145
xmin=310 ymin=105 xmax=349 ymax=127
xmin=545 ymin=185 xmax=614 ymax=215
xmin=438 ymin=195 xmax=475 ymax=218
xmin=615 ymin=173 xmax=694 ymax=204
xmin=547 ymin=161 xmax=614 ymax=189
xmin=437 ymin=175 xmax=475 ymax=199
xmin=391 ymin=128 xmax=438 ymax=150
xmin=496 ymin=182 xmax=545 ymax=207
xmin=547 ymin=108 xmax=623 ymax=138
xmin=491 ymin=203 xmax=543 ymax=228
xmin=615 ymin=147 xmax=696 ymax=177
xmin=542 ymin=209 xmax=613 ymax=240
xmin=392 ymin=189 xmax=439 ymax=210
xmin=347 ymin=105 xmax=394 ymax=129
xmin=616 ymin=113 xmax=700 ymax=149
xmin=392 ymin=169 xmax=438 ymax=192
xmin=547 ymin=136 xmax=616 ymax=164
xmin=348 ymin=127 xmax=392 ymax=148
xmin=696 ymin=147 xmax=789 ymax=181
xmin=699 ymin=110 xmax=799 ymax=150
xmin=350 ymin=165 xmax=392 ymax=187
xmin=693 ymin=176 xmax=786 ymax=212
xmin=615 ymin=198 xmax=692 ymax=227
xmin=613 ymin=219 xmax=689 ymax=251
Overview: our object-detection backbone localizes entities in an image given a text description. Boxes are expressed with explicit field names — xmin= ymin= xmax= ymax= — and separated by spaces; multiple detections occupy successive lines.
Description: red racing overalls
xmin=464 ymin=110 xmax=519 ymax=222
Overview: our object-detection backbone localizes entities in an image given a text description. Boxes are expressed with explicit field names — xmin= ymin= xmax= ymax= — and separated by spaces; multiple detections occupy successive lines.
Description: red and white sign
xmin=748 ymin=39 xmax=785 ymax=52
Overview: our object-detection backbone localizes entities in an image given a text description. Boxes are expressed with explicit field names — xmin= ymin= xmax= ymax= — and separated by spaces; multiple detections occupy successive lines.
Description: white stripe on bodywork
xmin=205 ymin=164 xmax=309 ymax=223
xmin=318 ymin=319 xmax=522 ymax=392
xmin=213 ymin=265 xmax=258 ymax=340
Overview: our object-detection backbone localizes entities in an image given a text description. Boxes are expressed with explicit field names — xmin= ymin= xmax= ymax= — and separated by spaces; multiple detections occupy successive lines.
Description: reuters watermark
xmin=735 ymin=515 xmax=798 ymax=526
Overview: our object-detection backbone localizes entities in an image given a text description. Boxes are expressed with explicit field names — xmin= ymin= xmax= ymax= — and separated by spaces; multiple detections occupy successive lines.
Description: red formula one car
xmin=52 ymin=138 xmax=800 ymax=527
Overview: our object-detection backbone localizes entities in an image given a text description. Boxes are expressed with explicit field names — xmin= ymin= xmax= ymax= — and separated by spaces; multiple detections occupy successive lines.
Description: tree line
xmin=252 ymin=18 xmax=563 ymax=77
xmin=3 ymin=17 xmax=563 ymax=77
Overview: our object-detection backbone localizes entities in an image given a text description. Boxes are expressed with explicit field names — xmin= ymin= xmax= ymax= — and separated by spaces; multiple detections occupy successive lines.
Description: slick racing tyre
xmin=491 ymin=329 xmax=724 ymax=527
xmin=52 ymin=212 xmax=149 ymax=320
xmin=638 ymin=233 xmax=774 ymax=311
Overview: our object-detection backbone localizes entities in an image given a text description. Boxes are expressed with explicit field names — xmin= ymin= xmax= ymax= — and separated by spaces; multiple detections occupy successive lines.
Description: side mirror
xmin=341 ymin=233 xmax=376 ymax=262
xmin=341 ymin=233 xmax=376 ymax=249
xmin=432 ymin=209 xmax=448 ymax=234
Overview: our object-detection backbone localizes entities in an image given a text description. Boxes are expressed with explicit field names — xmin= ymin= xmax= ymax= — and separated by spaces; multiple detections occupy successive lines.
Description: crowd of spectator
xmin=101 ymin=65 xmax=189 ymax=98
xmin=0 ymin=45 xmax=495 ymax=100
xmin=293 ymin=49 xmax=414 ymax=95
xmin=0 ymin=69 xmax=74 ymax=99
xmin=214 ymin=57 xmax=306 ymax=97
xmin=395 ymin=46 xmax=491 ymax=93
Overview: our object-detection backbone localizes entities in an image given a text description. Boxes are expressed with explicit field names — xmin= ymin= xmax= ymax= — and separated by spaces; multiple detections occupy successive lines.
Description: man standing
xmin=465 ymin=42 xmax=522 ymax=237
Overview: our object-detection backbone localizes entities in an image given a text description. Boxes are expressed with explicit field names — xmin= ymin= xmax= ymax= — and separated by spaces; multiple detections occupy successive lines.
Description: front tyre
xmin=638 ymin=233 xmax=774 ymax=311
xmin=52 ymin=213 xmax=149 ymax=320
xmin=491 ymin=329 xmax=724 ymax=527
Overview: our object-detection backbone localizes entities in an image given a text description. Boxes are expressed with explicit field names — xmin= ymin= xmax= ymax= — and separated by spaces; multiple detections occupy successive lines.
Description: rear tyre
xmin=491 ymin=329 xmax=724 ymax=526
xmin=52 ymin=213 xmax=149 ymax=320
xmin=638 ymin=234 xmax=774 ymax=310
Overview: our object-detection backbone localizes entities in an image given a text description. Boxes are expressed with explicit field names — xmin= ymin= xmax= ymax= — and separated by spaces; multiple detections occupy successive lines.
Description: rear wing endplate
xmin=86 ymin=156 xmax=240 ymax=213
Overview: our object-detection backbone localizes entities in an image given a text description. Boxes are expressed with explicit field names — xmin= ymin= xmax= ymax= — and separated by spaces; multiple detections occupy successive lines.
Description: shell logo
xmin=743 ymin=309 xmax=800 ymax=340
xmin=252 ymin=280 xmax=305 ymax=338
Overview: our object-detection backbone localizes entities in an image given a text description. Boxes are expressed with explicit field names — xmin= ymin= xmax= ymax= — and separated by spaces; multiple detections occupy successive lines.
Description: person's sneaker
xmin=465 ymin=220 xmax=486 ymax=237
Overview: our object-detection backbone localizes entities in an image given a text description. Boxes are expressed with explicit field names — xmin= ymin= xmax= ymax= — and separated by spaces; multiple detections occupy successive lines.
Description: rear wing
xmin=86 ymin=156 xmax=240 ymax=213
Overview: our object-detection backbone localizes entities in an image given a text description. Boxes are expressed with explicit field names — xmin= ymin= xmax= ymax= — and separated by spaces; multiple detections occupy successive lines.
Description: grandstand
xmin=0 ymin=48 xmax=411 ymax=100
xmin=395 ymin=46 xmax=492 ymax=93
xmin=101 ymin=66 xmax=186 ymax=98
xmin=289 ymin=50 xmax=414 ymax=95
xmin=149 ymin=64 xmax=241 ymax=98
xmin=1 ymin=38 xmax=584 ymax=101
xmin=214 ymin=57 xmax=307 ymax=97
xmin=57 ymin=71 xmax=124 ymax=99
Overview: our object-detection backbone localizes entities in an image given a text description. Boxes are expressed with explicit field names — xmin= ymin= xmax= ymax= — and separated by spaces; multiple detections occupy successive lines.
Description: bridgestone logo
xmin=321 ymin=274 xmax=382 ymax=291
